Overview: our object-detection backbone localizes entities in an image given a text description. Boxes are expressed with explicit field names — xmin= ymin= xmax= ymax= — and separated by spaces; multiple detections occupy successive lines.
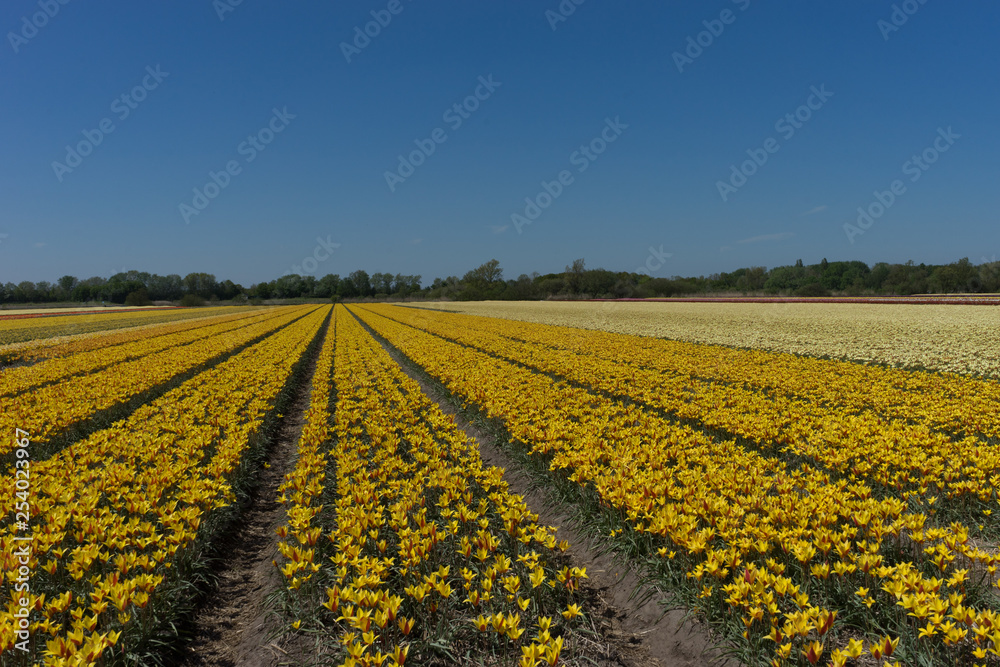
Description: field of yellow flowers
xmin=354 ymin=303 xmax=1000 ymax=667
xmin=5 ymin=300 xmax=999 ymax=666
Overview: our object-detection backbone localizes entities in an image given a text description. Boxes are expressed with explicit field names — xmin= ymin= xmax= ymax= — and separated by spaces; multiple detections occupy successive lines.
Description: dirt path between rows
xmin=178 ymin=349 xmax=320 ymax=667
xmin=371 ymin=329 xmax=737 ymax=667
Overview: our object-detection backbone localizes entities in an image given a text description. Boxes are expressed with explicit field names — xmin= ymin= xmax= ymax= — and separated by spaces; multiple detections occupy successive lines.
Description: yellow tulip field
xmin=351 ymin=303 xmax=1000 ymax=667
xmin=3 ymin=302 xmax=999 ymax=666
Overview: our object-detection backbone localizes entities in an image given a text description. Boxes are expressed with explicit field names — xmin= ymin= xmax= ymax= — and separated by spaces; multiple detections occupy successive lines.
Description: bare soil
xmin=177 ymin=356 xmax=318 ymax=667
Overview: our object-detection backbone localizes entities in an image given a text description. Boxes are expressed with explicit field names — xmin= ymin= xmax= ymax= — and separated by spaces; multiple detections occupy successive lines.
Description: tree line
xmin=2 ymin=257 xmax=998 ymax=306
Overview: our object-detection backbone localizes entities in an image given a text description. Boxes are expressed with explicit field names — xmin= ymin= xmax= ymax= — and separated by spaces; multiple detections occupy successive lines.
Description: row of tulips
xmin=0 ymin=307 xmax=307 ymax=459
xmin=354 ymin=304 xmax=1000 ymax=667
xmin=275 ymin=306 xmax=588 ymax=667
xmin=0 ymin=305 xmax=329 ymax=665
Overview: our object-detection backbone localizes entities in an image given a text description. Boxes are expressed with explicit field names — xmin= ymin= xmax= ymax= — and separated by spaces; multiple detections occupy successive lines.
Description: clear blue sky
xmin=1 ymin=1 xmax=997 ymax=286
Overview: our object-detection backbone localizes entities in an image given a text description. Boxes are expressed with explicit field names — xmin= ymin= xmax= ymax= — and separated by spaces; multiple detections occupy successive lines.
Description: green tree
xmin=183 ymin=272 xmax=218 ymax=299
xmin=274 ymin=274 xmax=304 ymax=299
xmin=565 ymin=258 xmax=586 ymax=294
xmin=315 ymin=274 xmax=340 ymax=298
xmin=348 ymin=270 xmax=372 ymax=297
xmin=463 ymin=259 xmax=503 ymax=289
xmin=57 ymin=275 xmax=78 ymax=298
xmin=371 ymin=272 xmax=394 ymax=295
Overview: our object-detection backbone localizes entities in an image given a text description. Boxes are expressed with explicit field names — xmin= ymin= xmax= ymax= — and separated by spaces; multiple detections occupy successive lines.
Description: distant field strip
xmin=0 ymin=307 xmax=267 ymax=366
xmin=0 ymin=306 xmax=241 ymax=347
xmin=415 ymin=301 xmax=1000 ymax=377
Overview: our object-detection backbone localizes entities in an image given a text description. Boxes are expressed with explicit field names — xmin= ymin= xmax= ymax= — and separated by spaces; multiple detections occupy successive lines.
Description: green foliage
xmin=793 ymin=281 xmax=830 ymax=297
xmin=4 ymin=257 xmax=999 ymax=306
xmin=124 ymin=288 xmax=152 ymax=306
xmin=179 ymin=294 xmax=205 ymax=307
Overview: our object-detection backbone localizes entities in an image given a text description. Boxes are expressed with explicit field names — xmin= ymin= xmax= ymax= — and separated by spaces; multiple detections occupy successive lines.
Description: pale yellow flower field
xmin=414 ymin=300 xmax=1000 ymax=377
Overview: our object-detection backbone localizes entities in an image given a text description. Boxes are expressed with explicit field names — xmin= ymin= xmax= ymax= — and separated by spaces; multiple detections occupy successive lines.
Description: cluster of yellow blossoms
xmin=275 ymin=306 xmax=586 ymax=667
xmin=356 ymin=304 xmax=1000 ymax=667
xmin=0 ymin=305 xmax=328 ymax=665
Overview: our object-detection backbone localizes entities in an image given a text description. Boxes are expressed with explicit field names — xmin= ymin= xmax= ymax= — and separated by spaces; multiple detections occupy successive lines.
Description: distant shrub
xmin=636 ymin=278 xmax=676 ymax=298
xmin=794 ymin=282 xmax=830 ymax=297
xmin=844 ymin=280 xmax=865 ymax=296
xmin=179 ymin=294 xmax=205 ymax=307
xmin=124 ymin=289 xmax=151 ymax=306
